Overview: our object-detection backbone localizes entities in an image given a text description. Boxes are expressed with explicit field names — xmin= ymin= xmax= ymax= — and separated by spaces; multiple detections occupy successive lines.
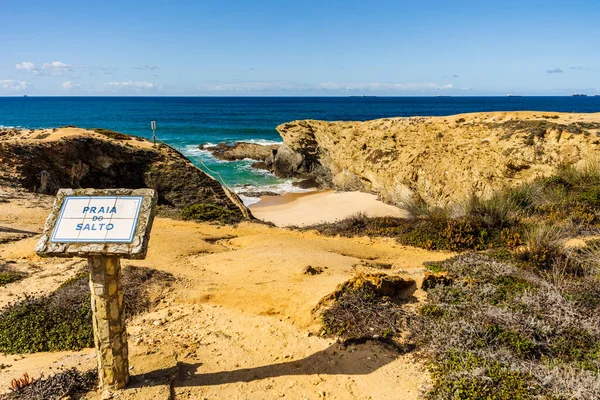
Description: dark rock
xmin=270 ymin=144 xmax=305 ymax=177
xmin=201 ymin=142 xmax=279 ymax=162
xmin=293 ymin=177 xmax=320 ymax=189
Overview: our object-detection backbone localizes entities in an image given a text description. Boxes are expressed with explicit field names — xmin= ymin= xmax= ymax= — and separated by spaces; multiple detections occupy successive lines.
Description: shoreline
xmin=248 ymin=190 xmax=406 ymax=227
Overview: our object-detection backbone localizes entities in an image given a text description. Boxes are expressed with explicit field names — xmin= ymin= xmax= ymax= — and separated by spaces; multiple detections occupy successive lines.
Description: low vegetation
xmin=309 ymin=162 xmax=600 ymax=253
xmin=180 ymin=203 xmax=241 ymax=224
xmin=317 ymin=273 xmax=415 ymax=345
xmin=414 ymin=250 xmax=600 ymax=399
xmin=0 ymin=268 xmax=26 ymax=286
xmin=0 ymin=266 xmax=173 ymax=354
xmin=92 ymin=128 xmax=131 ymax=140
xmin=315 ymin=162 xmax=600 ymax=399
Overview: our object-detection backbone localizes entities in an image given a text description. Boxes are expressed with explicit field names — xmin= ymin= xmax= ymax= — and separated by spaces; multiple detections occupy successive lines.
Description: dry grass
xmin=0 ymin=368 xmax=97 ymax=400
xmin=318 ymin=273 xmax=415 ymax=344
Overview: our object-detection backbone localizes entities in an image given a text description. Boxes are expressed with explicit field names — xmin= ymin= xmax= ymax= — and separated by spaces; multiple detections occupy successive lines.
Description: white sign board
xmin=51 ymin=196 xmax=143 ymax=243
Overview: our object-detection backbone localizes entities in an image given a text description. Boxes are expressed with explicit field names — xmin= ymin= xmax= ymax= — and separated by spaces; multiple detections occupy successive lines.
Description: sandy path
xmin=249 ymin=190 xmax=406 ymax=227
xmin=0 ymin=191 xmax=452 ymax=399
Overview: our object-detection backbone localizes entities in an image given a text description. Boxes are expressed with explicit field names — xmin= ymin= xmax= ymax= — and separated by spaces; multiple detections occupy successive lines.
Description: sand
xmin=249 ymin=190 xmax=406 ymax=227
xmin=0 ymin=188 xmax=452 ymax=399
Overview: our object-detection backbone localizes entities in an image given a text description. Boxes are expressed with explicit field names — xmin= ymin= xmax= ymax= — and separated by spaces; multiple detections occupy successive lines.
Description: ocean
xmin=1 ymin=96 xmax=599 ymax=199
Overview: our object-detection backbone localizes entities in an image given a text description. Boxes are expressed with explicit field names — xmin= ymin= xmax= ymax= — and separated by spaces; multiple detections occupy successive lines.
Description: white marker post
xmin=151 ymin=121 xmax=156 ymax=147
xmin=35 ymin=188 xmax=157 ymax=390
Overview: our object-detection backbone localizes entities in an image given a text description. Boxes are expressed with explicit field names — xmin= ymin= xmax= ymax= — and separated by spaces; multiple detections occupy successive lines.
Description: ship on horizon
xmin=572 ymin=93 xmax=588 ymax=97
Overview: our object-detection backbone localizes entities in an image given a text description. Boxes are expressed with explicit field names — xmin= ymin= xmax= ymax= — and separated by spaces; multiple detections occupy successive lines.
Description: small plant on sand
xmin=0 ymin=270 xmax=27 ymax=286
xmin=3 ymin=368 xmax=97 ymax=400
xmin=180 ymin=203 xmax=241 ymax=224
xmin=92 ymin=128 xmax=131 ymax=140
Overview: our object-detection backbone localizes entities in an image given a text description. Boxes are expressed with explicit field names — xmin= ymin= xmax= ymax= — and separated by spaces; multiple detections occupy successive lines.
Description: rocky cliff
xmin=0 ymin=127 xmax=250 ymax=219
xmin=273 ymin=112 xmax=600 ymax=206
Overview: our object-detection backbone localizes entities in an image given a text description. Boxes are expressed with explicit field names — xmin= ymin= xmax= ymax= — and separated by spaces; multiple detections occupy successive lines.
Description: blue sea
xmin=1 ymin=96 xmax=599 ymax=200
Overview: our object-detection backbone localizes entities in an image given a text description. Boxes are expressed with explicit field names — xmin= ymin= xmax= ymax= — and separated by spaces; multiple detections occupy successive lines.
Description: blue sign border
xmin=50 ymin=196 xmax=143 ymax=243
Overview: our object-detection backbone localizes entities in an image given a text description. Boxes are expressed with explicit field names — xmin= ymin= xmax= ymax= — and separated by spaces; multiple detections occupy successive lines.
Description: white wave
xmin=233 ymin=180 xmax=316 ymax=196
xmin=180 ymin=144 xmax=230 ymax=163
xmin=238 ymin=195 xmax=262 ymax=207
xmin=234 ymin=160 xmax=275 ymax=176
xmin=239 ymin=139 xmax=283 ymax=146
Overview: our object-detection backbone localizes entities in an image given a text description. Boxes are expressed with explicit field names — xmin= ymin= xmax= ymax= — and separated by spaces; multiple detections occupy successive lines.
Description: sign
xmin=35 ymin=188 xmax=157 ymax=390
xmin=51 ymin=196 xmax=143 ymax=243
xmin=151 ymin=121 xmax=156 ymax=130
xmin=35 ymin=188 xmax=157 ymax=260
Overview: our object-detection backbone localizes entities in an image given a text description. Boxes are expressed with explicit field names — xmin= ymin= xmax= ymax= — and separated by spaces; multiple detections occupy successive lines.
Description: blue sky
xmin=1 ymin=0 xmax=599 ymax=96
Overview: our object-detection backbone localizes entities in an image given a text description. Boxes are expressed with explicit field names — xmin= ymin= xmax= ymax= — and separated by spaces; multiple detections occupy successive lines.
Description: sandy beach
xmin=249 ymin=190 xmax=406 ymax=227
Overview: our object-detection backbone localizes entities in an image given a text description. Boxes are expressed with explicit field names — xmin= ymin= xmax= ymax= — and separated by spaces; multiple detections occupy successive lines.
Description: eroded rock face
xmin=201 ymin=142 xmax=279 ymax=162
xmin=274 ymin=112 xmax=600 ymax=206
xmin=0 ymin=127 xmax=249 ymax=218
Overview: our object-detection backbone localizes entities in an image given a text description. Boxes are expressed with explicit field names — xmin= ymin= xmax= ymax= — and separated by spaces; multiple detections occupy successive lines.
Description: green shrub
xmin=180 ymin=203 xmax=240 ymax=224
xmin=0 ymin=287 xmax=93 ymax=353
xmin=0 ymin=271 xmax=26 ymax=286
xmin=485 ymin=324 xmax=536 ymax=358
xmin=0 ymin=267 xmax=173 ymax=354
xmin=400 ymin=217 xmax=497 ymax=251
xmin=428 ymin=351 xmax=541 ymax=400
xmin=464 ymin=193 xmax=521 ymax=228
xmin=92 ymin=128 xmax=131 ymax=140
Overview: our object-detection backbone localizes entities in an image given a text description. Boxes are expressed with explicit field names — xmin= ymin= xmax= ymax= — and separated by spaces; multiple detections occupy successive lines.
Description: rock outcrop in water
xmin=0 ymin=127 xmax=250 ymax=219
xmin=272 ymin=112 xmax=600 ymax=206
xmin=200 ymin=142 xmax=279 ymax=163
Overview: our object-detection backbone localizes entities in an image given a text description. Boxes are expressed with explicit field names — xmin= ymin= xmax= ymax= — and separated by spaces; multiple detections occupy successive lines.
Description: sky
xmin=1 ymin=0 xmax=599 ymax=96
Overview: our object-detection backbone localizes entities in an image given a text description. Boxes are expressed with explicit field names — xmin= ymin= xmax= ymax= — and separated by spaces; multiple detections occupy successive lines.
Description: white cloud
xmin=107 ymin=80 xmax=155 ymax=88
xmin=1 ymin=79 xmax=31 ymax=91
xmin=15 ymin=62 xmax=36 ymax=71
xmin=61 ymin=81 xmax=81 ymax=90
xmin=316 ymin=82 xmax=454 ymax=91
xmin=42 ymin=61 xmax=73 ymax=73
xmin=199 ymin=81 xmax=455 ymax=93
xmin=204 ymin=81 xmax=297 ymax=92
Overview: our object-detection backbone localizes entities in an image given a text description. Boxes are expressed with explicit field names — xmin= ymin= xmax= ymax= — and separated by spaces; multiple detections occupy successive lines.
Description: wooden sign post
xmin=35 ymin=188 xmax=157 ymax=390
